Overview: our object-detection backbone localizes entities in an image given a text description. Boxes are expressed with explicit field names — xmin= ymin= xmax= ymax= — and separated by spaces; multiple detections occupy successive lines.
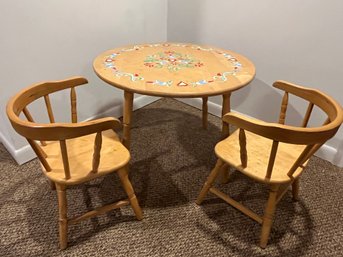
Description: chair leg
xmin=196 ymin=159 xmax=225 ymax=205
xmin=217 ymin=163 xmax=230 ymax=184
xmin=117 ymin=166 xmax=143 ymax=221
xmin=292 ymin=178 xmax=300 ymax=201
xmin=56 ymin=184 xmax=68 ymax=250
xmin=260 ymin=184 xmax=279 ymax=248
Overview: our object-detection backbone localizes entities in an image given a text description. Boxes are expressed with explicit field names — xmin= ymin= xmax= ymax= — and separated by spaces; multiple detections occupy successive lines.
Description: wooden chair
xmin=196 ymin=80 xmax=343 ymax=248
xmin=6 ymin=76 xmax=143 ymax=250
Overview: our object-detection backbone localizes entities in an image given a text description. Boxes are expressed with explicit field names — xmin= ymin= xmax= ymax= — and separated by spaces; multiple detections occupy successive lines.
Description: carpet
xmin=1 ymin=98 xmax=342 ymax=256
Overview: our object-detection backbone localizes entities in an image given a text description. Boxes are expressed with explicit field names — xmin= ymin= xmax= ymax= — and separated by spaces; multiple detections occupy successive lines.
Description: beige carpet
xmin=1 ymin=98 xmax=342 ymax=256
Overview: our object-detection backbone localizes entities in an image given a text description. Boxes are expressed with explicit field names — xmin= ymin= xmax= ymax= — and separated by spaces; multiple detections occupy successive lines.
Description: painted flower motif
xmin=144 ymin=51 xmax=204 ymax=72
xmin=164 ymin=50 xmax=175 ymax=55
xmin=103 ymin=43 xmax=243 ymax=87
xmin=147 ymin=80 xmax=173 ymax=86
xmin=192 ymin=79 xmax=208 ymax=86
xmin=144 ymin=63 xmax=155 ymax=67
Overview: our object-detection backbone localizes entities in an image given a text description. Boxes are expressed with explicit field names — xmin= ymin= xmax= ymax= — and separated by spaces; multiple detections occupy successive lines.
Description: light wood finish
xmin=218 ymin=92 xmax=232 ymax=183
xmin=27 ymin=139 xmax=51 ymax=171
xmin=123 ymin=91 xmax=134 ymax=149
xmin=196 ymin=159 xmax=224 ymax=204
xmin=59 ymin=140 xmax=71 ymax=180
xmin=278 ymin=92 xmax=288 ymax=124
xmin=289 ymin=93 xmax=311 ymax=200
xmin=93 ymin=43 xmax=255 ymax=149
xmin=44 ymin=95 xmax=55 ymax=123
xmin=216 ymin=129 xmax=309 ymax=184
xmin=238 ymin=128 xmax=247 ymax=168
xmin=93 ymin=43 xmax=255 ymax=98
xmin=197 ymin=80 xmax=343 ymax=248
xmin=6 ymin=77 xmax=143 ymax=250
xmin=69 ymin=200 xmax=129 ymax=225
xmin=302 ymin=102 xmax=314 ymax=127
xmin=56 ymin=184 xmax=68 ymax=250
xmin=70 ymin=87 xmax=77 ymax=123
xmin=92 ymin=131 xmax=102 ymax=173
xmin=209 ymin=187 xmax=263 ymax=224
xmin=266 ymin=141 xmax=279 ymax=179
xmin=23 ymin=107 xmax=46 ymax=146
xmin=275 ymin=182 xmax=292 ymax=205
xmin=260 ymin=184 xmax=279 ymax=248
xmin=287 ymin=144 xmax=314 ymax=177
xmin=221 ymin=93 xmax=231 ymax=137
xmin=23 ymin=106 xmax=34 ymax=123
xmin=41 ymin=130 xmax=130 ymax=185
xmin=117 ymin=166 xmax=143 ymax=220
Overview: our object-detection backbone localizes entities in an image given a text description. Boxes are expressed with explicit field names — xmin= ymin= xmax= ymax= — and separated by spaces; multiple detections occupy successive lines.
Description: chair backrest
xmin=7 ymin=76 xmax=121 ymax=179
xmin=223 ymin=80 xmax=343 ymax=179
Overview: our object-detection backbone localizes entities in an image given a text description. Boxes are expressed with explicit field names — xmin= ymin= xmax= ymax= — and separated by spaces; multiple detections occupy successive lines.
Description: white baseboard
xmin=315 ymin=144 xmax=342 ymax=167
xmin=86 ymin=95 xmax=160 ymax=121
xmin=176 ymin=98 xmax=223 ymax=117
xmin=0 ymin=131 xmax=35 ymax=165
xmin=176 ymin=98 xmax=343 ymax=167
xmin=133 ymin=95 xmax=161 ymax=110
xmin=2 ymin=95 xmax=160 ymax=165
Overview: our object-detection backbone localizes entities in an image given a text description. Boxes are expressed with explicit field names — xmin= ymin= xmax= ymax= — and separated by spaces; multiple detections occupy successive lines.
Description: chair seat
xmin=215 ymin=129 xmax=308 ymax=184
xmin=41 ymin=129 xmax=130 ymax=185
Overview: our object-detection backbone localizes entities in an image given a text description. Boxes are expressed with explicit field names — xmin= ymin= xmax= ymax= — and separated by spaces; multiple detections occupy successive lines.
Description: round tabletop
xmin=93 ymin=43 xmax=255 ymax=98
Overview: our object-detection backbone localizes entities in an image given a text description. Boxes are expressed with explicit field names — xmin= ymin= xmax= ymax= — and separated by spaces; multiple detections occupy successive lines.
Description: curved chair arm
xmin=7 ymin=76 xmax=124 ymax=141
xmin=273 ymin=80 xmax=343 ymax=121
xmin=222 ymin=112 xmax=338 ymax=144
xmin=10 ymin=77 xmax=88 ymax=112
xmin=10 ymin=117 xmax=122 ymax=141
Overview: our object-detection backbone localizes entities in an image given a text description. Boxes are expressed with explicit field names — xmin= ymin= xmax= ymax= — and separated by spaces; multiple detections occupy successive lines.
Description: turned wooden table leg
xmin=123 ymin=91 xmax=134 ymax=150
xmin=222 ymin=93 xmax=231 ymax=138
xmin=219 ymin=93 xmax=232 ymax=183
xmin=202 ymin=97 xmax=208 ymax=129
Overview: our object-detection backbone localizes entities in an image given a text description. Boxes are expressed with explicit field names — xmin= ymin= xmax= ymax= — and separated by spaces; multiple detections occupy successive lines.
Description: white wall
xmin=168 ymin=0 xmax=343 ymax=166
xmin=2 ymin=0 xmax=343 ymax=166
xmin=0 ymin=0 xmax=167 ymax=163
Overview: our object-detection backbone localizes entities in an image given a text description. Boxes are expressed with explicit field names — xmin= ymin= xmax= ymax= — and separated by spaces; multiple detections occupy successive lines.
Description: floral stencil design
xmin=103 ymin=43 xmax=243 ymax=86
xmin=144 ymin=51 xmax=204 ymax=72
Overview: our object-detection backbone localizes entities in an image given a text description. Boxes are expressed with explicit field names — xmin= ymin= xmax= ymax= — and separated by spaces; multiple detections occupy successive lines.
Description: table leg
xmin=222 ymin=93 xmax=231 ymax=138
xmin=219 ymin=93 xmax=232 ymax=183
xmin=123 ymin=91 xmax=134 ymax=149
xmin=202 ymin=97 xmax=208 ymax=129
